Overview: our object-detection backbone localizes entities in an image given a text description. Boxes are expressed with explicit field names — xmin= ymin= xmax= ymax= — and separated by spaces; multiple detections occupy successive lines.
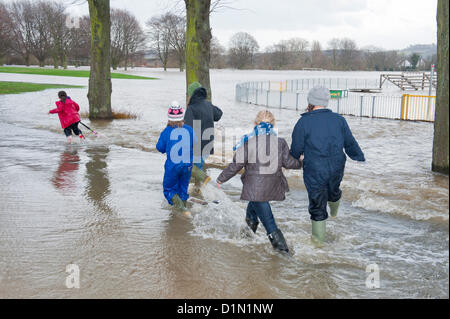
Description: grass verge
xmin=0 ymin=66 xmax=157 ymax=80
xmin=0 ymin=81 xmax=83 ymax=95
xmin=80 ymin=110 xmax=140 ymax=120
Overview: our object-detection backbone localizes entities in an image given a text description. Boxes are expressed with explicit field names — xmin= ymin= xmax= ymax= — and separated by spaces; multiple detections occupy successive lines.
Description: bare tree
xmin=111 ymin=9 xmax=145 ymax=70
xmin=286 ymin=37 xmax=309 ymax=68
xmin=146 ymin=13 xmax=172 ymax=71
xmin=228 ymin=32 xmax=259 ymax=69
xmin=0 ymin=2 xmax=13 ymax=62
xmin=266 ymin=40 xmax=290 ymax=69
xmin=338 ymin=38 xmax=359 ymax=70
xmin=166 ymin=13 xmax=186 ymax=72
xmin=210 ymin=36 xmax=226 ymax=69
xmin=67 ymin=15 xmax=91 ymax=67
xmin=7 ymin=0 xmax=35 ymax=66
xmin=27 ymin=1 xmax=53 ymax=67
xmin=310 ymin=40 xmax=328 ymax=69
xmin=327 ymin=38 xmax=340 ymax=70
xmin=41 ymin=1 xmax=70 ymax=69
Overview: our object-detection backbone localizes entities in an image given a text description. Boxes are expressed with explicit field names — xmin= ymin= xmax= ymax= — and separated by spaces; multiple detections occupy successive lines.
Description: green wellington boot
xmin=172 ymin=194 xmax=192 ymax=218
xmin=172 ymin=194 xmax=186 ymax=210
xmin=191 ymin=165 xmax=211 ymax=187
xmin=311 ymin=220 xmax=326 ymax=245
xmin=328 ymin=200 xmax=340 ymax=218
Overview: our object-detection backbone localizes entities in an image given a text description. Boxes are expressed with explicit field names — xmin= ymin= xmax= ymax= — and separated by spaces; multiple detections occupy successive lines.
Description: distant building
xmin=143 ymin=50 xmax=162 ymax=68
xmin=399 ymin=58 xmax=412 ymax=69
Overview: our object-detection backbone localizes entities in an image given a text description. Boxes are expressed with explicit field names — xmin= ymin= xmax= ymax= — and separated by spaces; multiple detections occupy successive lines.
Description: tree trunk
xmin=179 ymin=56 xmax=184 ymax=72
xmin=87 ymin=0 xmax=113 ymax=120
xmin=185 ymin=0 xmax=212 ymax=101
xmin=433 ymin=0 xmax=449 ymax=174
xmin=62 ymin=53 xmax=67 ymax=69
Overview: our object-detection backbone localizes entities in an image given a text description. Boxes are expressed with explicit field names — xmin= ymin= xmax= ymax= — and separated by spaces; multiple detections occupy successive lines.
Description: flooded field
xmin=0 ymin=68 xmax=448 ymax=298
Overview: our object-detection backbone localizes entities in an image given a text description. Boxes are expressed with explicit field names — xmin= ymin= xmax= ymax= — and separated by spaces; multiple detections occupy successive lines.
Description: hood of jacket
xmin=189 ymin=87 xmax=208 ymax=105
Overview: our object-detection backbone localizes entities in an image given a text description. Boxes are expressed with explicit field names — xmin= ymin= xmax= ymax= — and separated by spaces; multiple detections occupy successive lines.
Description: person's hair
xmin=306 ymin=104 xmax=315 ymax=112
xmin=254 ymin=110 xmax=275 ymax=126
xmin=167 ymin=120 xmax=184 ymax=128
xmin=58 ymin=91 xmax=67 ymax=98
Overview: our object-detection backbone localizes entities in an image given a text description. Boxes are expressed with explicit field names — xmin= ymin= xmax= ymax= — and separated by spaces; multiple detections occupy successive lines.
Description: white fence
xmin=241 ymin=77 xmax=396 ymax=92
xmin=236 ymin=81 xmax=435 ymax=122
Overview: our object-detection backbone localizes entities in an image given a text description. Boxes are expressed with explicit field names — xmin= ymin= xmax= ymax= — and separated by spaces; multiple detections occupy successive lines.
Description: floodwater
xmin=0 ymin=68 xmax=448 ymax=299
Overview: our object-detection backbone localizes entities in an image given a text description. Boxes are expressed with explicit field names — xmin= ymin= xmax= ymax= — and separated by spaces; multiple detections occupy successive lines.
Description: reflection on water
xmin=85 ymin=147 xmax=111 ymax=212
xmin=52 ymin=146 xmax=80 ymax=192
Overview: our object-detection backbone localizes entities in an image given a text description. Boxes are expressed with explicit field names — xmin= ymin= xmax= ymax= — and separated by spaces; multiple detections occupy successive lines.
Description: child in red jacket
xmin=49 ymin=91 xmax=85 ymax=143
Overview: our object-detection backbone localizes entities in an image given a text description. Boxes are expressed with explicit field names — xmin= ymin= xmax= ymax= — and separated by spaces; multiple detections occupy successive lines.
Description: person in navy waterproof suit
xmin=157 ymin=101 xmax=196 ymax=213
xmin=290 ymin=86 xmax=365 ymax=244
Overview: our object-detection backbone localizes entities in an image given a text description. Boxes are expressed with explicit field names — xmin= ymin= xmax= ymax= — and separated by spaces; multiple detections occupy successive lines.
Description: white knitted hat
xmin=167 ymin=101 xmax=184 ymax=121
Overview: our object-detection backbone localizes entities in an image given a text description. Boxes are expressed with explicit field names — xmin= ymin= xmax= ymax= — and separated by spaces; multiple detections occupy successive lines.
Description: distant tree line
xmin=0 ymin=0 xmax=145 ymax=69
xmin=222 ymin=33 xmax=437 ymax=72
xmin=0 ymin=2 xmax=437 ymax=72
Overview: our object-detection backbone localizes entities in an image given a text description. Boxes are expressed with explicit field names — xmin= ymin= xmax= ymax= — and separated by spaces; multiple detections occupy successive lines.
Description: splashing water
xmin=190 ymin=183 xmax=269 ymax=246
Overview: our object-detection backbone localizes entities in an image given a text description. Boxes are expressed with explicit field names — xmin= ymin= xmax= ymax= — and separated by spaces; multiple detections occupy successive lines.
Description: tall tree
xmin=408 ymin=53 xmax=421 ymax=70
xmin=7 ymin=0 xmax=35 ymax=66
xmin=166 ymin=13 xmax=186 ymax=72
xmin=210 ymin=36 xmax=226 ymax=69
xmin=432 ymin=0 xmax=449 ymax=174
xmin=184 ymin=0 xmax=212 ymax=100
xmin=327 ymin=38 xmax=340 ymax=70
xmin=111 ymin=9 xmax=145 ymax=71
xmin=0 ymin=2 xmax=13 ymax=62
xmin=87 ymin=0 xmax=112 ymax=119
xmin=228 ymin=32 xmax=259 ymax=69
xmin=146 ymin=13 xmax=172 ymax=71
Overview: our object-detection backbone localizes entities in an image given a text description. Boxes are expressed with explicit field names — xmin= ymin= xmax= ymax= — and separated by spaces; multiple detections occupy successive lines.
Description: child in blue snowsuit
xmin=291 ymin=86 xmax=365 ymax=244
xmin=156 ymin=101 xmax=196 ymax=210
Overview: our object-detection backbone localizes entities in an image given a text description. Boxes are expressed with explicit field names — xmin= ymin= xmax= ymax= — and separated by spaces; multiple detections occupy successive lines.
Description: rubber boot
xmin=311 ymin=220 xmax=326 ymax=245
xmin=191 ymin=165 xmax=211 ymax=187
xmin=172 ymin=194 xmax=192 ymax=218
xmin=268 ymin=229 xmax=289 ymax=253
xmin=245 ymin=217 xmax=259 ymax=233
xmin=328 ymin=200 xmax=340 ymax=218
xmin=172 ymin=194 xmax=186 ymax=210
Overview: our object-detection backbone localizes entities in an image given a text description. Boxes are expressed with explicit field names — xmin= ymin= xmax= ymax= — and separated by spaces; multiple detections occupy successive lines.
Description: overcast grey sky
xmin=31 ymin=0 xmax=441 ymax=50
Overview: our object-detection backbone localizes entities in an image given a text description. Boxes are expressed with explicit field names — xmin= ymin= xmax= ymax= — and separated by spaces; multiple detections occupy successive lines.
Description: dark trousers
xmin=246 ymin=202 xmax=278 ymax=235
xmin=305 ymin=172 xmax=343 ymax=222
xmin=64 ymin=122 xmax=82 ymax=137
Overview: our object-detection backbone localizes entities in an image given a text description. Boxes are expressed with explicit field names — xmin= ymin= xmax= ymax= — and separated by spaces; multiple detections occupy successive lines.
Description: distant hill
xmin=401 ymin=44 xmax=437 ymax=58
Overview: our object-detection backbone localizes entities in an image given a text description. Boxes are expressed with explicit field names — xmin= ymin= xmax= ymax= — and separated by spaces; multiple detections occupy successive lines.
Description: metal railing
xmin=244 ymin=77 xmax=396 ymax=93
xmin=401 ymin=94 xmax=436 ymax=122
xmin=236 ymin=81 xmax=435 ymax=122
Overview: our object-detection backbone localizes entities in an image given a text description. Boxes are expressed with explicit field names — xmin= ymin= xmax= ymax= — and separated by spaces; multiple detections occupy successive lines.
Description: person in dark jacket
xmin=184 ymin=82 xmax=223 ymax=185
xmin=291 ymin=86 xmax=365 ymax=244
xmin=217 ymin=110 xmax=302 ymax=253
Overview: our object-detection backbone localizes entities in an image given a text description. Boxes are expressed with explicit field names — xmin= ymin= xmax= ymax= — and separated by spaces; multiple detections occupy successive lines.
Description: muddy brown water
xmin=0 ymin=68 xmax=448 ymax=298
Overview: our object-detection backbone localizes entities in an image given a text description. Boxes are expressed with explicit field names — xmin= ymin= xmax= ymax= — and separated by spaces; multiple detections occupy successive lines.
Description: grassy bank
xmin=0 ymin=66 xmax=157 ymax=80
xmin=0 ymin=81 xmax=84 ymax=95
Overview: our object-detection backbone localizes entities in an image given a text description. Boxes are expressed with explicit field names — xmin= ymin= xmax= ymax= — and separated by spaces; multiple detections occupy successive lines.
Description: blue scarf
xmin=233 ymin=122 xmax=278 ymax=151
